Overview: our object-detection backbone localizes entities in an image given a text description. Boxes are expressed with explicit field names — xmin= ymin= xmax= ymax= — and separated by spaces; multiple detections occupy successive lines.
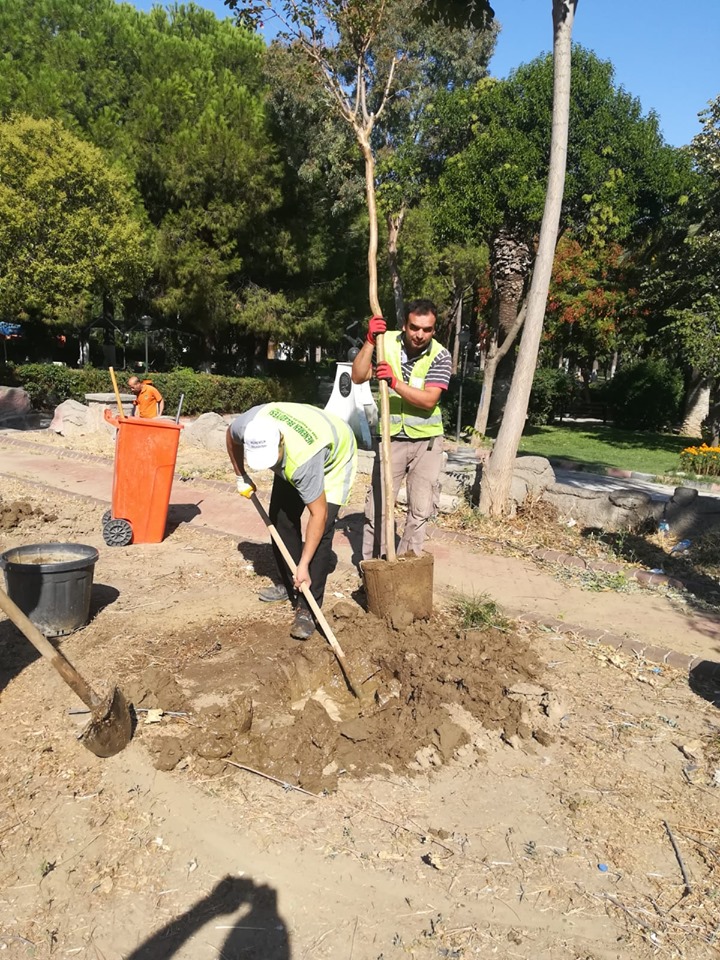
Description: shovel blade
xmin=79 ymin=687 xmax=133 ymax=758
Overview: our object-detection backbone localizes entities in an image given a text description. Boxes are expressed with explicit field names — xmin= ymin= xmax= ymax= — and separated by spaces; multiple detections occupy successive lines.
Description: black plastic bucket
xmin=0 ymin=543 xmax=99 ymax=637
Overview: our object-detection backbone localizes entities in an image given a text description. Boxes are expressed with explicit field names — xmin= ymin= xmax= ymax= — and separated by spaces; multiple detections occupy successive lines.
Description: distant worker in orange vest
xmin=128 ymin=376 xmax=165 ymax=418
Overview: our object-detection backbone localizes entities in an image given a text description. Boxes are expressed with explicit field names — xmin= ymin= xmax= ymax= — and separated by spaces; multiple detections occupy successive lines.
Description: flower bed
xmin=679 ymin=443 xmax=720 ymax=477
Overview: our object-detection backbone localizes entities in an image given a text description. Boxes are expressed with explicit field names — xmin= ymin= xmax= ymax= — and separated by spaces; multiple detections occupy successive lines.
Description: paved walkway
xmin=1 ymin=433 xmax=719 ymax=667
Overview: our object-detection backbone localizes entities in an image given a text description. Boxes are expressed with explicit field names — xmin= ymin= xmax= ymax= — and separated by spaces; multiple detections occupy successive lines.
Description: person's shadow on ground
xmin=689 ymin=660 xmax=720 ymax=711
xmin=124 ymin=875 xmax=290 ymax=960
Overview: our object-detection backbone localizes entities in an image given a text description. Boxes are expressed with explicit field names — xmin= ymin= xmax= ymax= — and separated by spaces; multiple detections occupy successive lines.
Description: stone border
xmin=515 ymin=611 xmax=716 ymax=674
xmin=531 ymin=547 xmax=685 ymax=590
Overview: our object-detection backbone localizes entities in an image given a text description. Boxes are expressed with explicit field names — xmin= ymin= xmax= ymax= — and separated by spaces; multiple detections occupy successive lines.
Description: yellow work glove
xmin=236 ymin=475 xmax=256 ymax=498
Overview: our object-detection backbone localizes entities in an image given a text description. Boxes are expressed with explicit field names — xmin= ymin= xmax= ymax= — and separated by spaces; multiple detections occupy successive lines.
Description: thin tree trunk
xmin=479 ymin=0 xmax=577 ymax=515
xmin=681 ymin=370 xmax=711 ymax=438
xmin=609 ymin=350 xmax=618 ymax=379
xmin=386 ymin=208 xmax=406 ymax=328
xmin=473 ymin=301 xmax=527 ymax=438
xmin=359 ymin=132 xmax=395 ymax=561
xmin=451 ymin=293 xmax=463 ymax=373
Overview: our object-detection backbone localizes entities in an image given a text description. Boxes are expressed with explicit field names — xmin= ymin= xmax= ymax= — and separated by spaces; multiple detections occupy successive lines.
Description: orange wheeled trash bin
xmin=102 ymin=411 xmax=183 ymax=546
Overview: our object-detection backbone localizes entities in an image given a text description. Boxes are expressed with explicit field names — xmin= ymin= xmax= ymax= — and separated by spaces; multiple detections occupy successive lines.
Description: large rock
xmin=50 ymin=398 xmax=90 ymax=437
xmin=542 ymin=483 xmax=654 ymax=532
xmin=0 ymin=385 xmax=32 ymax=426
xmin=663 ymin=486 xmax=720 ymax=539
xmin=508 ymin=455 xmax=556 ymax=511
xmin=183 ymin=412 xmax=228 ymax=451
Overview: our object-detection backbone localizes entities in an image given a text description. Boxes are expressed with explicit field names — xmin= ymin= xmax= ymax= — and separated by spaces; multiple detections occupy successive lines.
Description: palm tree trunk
xmin=480 ymin=0 xmax=577 ymax=515
xmin=681 ymin=369 xmax=711 ymax=438
xmin=488 ymin=231 xmax=531 ymax=426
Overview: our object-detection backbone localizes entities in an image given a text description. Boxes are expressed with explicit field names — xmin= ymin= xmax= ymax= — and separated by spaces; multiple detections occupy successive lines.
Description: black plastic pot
xmin=0 ymin=543 xmax=99 ymax=638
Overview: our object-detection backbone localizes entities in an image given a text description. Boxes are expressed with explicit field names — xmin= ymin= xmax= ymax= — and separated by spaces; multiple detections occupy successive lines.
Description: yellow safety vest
xmin=263 ymin=403 xmax=357 ymax=505
xmin=384 ymin=335 xmax=445 ymax=439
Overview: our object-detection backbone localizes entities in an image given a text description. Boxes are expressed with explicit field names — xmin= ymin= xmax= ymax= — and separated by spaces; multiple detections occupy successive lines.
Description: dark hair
xmin=405 ymin=298 xmax=438 ymax=322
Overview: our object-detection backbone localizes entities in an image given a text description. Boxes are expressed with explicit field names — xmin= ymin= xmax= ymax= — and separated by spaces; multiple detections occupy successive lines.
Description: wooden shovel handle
xmin=0 ymin=586 xmax=99 ymax=709
xmin=248 ymin=494 xmax=359 ymax=697
xmin=373 ymin=333 xmax=396 ymax=562
xmin=108 ymin=366 xmax=124 ymax=418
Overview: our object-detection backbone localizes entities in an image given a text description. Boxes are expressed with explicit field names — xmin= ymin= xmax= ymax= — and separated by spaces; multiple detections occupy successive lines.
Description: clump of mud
xmin=133 ymin=603 xmax=556 ymax=793
xmin=0 ymin=498 xmax=56 ymax=530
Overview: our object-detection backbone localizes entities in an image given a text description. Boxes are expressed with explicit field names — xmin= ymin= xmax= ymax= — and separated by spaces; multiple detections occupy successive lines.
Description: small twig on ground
xmin=663 ymin=820 xmax=692 ymax=896
xmin=349 ymin=916 xmax=359 ymax=960
xmin=599 ymin=893 xmax=658 ymax=937
xmin=223 ymin=759 xmax=321 ymax=799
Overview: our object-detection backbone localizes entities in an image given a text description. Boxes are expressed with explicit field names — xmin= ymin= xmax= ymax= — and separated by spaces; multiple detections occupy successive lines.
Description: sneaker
xmin=290 ymin=607 xmax=316 ymax=641
xmin=259 ymin=583 xmax=289 ymax=603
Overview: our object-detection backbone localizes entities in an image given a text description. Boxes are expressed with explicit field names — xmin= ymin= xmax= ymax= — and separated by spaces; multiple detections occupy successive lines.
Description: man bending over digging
xmin=227 ymin=403 xmax=357 ymax=640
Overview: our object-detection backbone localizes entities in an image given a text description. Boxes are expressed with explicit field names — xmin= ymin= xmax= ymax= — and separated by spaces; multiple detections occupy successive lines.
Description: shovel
xmin=0 ymin=586 xmax=132 ymax=757
xmin=247 ymin=493 xmax=363 ymax=700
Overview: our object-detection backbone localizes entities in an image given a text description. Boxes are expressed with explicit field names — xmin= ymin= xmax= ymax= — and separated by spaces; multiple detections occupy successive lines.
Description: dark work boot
xmin=290 ymin=606 xmax=316 ymax=641
xmin=259 ymin=583 xmax=290 ymax=603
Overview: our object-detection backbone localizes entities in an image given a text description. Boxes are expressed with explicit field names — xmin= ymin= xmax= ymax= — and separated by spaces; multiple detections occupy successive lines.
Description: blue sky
xmin=130 ymin=0 xmax=719 ymax=148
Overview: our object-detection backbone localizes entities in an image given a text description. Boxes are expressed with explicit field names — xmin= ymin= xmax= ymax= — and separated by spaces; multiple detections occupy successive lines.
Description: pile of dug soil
xmin=129 ymin=601 xmax=556 ymax=793
xmin=0 ymin=497 xmax=57 ymax=531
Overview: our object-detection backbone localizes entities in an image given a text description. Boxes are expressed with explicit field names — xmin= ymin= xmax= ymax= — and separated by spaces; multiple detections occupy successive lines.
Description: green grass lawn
xmin=518 ymin=423 xmax=695 ymax=475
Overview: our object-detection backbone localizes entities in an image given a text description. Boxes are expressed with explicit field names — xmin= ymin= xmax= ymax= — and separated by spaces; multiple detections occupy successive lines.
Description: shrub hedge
xmin=528 ymin=367 xmax=576 ymax=426
xmin=604 ymin=358 xmax=682 ymax=431
xmin=0 ymin=364 xmax=293 ymax=416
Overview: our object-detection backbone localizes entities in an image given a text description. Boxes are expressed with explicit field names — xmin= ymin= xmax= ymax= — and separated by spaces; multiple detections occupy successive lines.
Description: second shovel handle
xmin=0 ymin=587 xmax=98 ymax=709
xmin=108 ymin=366 xmax=125 ymax=418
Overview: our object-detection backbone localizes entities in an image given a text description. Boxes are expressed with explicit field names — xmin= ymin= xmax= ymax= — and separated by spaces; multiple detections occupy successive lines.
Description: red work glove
xmin=366 ymin=315 xmax=387 ymax=345
xmin=375 ymin=361 xmax=397 ymax=391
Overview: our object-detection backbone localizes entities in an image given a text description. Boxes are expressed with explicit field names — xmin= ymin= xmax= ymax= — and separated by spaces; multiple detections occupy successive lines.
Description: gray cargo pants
xmin=362 ymin=435 xmax=444 ymax=560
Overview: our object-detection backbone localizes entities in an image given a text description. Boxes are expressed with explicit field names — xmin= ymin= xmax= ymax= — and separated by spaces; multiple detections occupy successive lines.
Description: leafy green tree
xmin=429 ymin=44 xmax=686 ymax=432
xmin=0 ymin=0 xmax=282 ymax=358
xmin=0 ymin=115 xmax=151 ymax=328
xmin=637 ymin=95 xmax=720 ymax=437
xmin=543 ymin=234 xmax=643 ymax=374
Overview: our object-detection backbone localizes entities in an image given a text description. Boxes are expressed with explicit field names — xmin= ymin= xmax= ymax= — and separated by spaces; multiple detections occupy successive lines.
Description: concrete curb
xmin=548 ymin=455 xmax=720 ymax=494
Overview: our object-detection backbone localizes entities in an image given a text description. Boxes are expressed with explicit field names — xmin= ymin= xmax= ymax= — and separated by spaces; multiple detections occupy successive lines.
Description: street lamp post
xmin=455 ymin=327 xmax=471 ymax=444
xmin=140 ymin=315 xmax=152 ymax=374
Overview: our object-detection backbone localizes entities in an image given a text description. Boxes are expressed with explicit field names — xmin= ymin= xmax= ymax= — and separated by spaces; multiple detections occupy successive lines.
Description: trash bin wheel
xmin=101 ymin=509 xmax=112 ymax=526
xmin=103 ymin=518 xmax=133 ymax=547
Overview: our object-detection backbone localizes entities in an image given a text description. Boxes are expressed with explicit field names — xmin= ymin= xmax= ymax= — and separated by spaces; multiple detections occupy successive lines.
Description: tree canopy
xmin=0 ymin=115 xmax=151 ymax=327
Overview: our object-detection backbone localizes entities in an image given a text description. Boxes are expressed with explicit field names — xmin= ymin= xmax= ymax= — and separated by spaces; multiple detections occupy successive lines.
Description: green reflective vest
xmin=263 ymin=403 xmax=357 ymax=506
xmin=384 ymin=335 xmax=445 ymax=439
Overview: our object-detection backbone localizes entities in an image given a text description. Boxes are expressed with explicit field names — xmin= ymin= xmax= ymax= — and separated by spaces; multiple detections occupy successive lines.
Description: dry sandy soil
xmin=1 ymin=472 xmax=720 ymax=960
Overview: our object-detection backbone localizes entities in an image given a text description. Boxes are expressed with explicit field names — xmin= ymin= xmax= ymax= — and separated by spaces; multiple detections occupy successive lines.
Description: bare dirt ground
xmin=1 ymin=473 xmax=720 ymax=960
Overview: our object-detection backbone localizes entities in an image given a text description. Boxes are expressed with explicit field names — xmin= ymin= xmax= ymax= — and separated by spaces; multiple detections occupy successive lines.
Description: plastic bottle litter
xmin=670 ymin=538 xmax=692 ymax=555
xmin=597 ymin=863 xmax=609 ymax=873
xmin=658 ymin=519 xmax=670 ymax=535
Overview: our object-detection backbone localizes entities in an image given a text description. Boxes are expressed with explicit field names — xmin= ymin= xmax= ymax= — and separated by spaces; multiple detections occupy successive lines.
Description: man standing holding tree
xmin=351 ymin=299 xmax=451 ymax=560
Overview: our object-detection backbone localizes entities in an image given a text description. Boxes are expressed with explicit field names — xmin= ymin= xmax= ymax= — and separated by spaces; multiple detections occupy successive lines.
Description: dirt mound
xmin=0 ymin=497 xmax=56 ymax=530
xmin=131 ymin=603 xmax=551 ymax=793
